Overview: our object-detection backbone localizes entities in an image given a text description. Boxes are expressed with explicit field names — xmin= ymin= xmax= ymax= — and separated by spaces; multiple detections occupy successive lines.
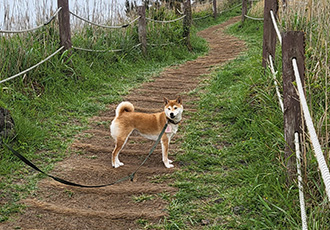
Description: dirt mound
xmin=0 ymin=16 xmax=245 ymax=230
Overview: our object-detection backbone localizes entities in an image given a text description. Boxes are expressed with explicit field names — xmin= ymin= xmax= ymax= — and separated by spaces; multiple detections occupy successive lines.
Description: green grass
xmin=3 ymin=4 xmax=328 ymax=229
xmin=0 ymin=5 xmax=241 ymax=222
xmin=140 ymin=19 xmax=330 ymax=229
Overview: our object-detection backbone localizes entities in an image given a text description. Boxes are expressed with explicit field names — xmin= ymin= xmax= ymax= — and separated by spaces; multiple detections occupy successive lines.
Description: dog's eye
xmin=174 ymin=107 xmax=177 ymax=110
xmin=168 ymin=108 xmax=171 ymax=110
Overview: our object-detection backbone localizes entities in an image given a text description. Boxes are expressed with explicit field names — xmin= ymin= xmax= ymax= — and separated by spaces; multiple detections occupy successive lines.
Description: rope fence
xmin=259 ymin=0 xmax=330 ymax=228
xmin=270 ymin=10 xmax=282 ymax=45
xmin=72 ymin=46 xmax=124 ymax=53
xmin=244 ymin=14 xmax=263 ymax=21
xmin=69 ymin=11 xmax=140 ymax=29
xmin=265 ymin=8 xmax=308 ymax=230
xmin=146 ymin=15 xmax=186 ymax=23
xmin=70 ymin=9 xmax=187 ymax=53
xmin=72 ymin=43 xmax=143 ymax=53
xmin=192 ymin=3 xmax=242 ymax=21
xmin=220 ymin=3 xmax=242 ymax=14
xmin=268 ymin=55 xmax=284 ymax=112
xmin=0 ymin=46 xmax=65 ymax=84
xmin=294 ymin=132 xmax=307 ymax=230
xmin=1 ymin=0 xmax=243 ymax=85
xmin=0 ymin=7 xmax=62 ymax=34
xmin=192 ymin=15 xmax=211 ymax=21
xmin=293 ymin=58 xmax=330 ymax=200
xmin=0 ymin=1 xmax=194 ymax=84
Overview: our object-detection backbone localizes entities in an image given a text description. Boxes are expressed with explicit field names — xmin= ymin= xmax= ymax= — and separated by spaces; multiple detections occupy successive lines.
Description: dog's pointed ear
xmin=164 ymin=97 xmax=169 ymax=105
xmin=176 ymin=96 xmax=182 ymax=104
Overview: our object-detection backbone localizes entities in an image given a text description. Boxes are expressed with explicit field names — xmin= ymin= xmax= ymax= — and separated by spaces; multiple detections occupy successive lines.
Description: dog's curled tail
xmin=115 ymin=101 xmax=134 ymax=117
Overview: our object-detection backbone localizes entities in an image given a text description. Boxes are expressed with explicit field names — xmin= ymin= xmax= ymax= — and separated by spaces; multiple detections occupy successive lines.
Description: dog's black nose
xmin=170 ymin=113 xmax=175 ymax=118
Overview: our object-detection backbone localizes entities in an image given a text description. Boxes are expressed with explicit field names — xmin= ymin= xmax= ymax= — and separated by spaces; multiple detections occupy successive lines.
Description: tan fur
xmin=110 ymin=96 xmax=183 ymax=168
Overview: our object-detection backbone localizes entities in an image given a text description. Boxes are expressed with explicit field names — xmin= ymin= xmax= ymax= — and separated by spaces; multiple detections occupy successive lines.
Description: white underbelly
xmin=139 ymin=133 xmax=158 ymax=141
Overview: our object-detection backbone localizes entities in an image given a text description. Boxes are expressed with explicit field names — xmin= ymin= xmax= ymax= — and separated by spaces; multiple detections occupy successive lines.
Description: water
xmin=0 ymin=0 xmax=143 ymax=31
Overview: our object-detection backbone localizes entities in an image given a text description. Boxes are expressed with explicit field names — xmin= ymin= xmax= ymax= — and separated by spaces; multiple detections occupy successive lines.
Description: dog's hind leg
xmin=111 ymin=130 xmax=133 ymax=168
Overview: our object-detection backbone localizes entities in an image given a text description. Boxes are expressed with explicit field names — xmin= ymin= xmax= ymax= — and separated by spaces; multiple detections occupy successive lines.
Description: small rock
xmin=201 ymin=219 xmax=210 ymax=226
xmin=233 ymin=205 xmax=245 ymax=215
xmin=214 ymin=198 xmax=224 ymax=204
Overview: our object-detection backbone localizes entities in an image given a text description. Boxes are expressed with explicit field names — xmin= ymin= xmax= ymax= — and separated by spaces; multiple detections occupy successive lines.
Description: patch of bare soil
xmin=0 ymin=16 xmax=245 ymax=230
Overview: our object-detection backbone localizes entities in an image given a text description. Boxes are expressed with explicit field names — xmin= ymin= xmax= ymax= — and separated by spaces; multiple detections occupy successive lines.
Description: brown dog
xmin=110 ymin=96 xmax=183 ymax=168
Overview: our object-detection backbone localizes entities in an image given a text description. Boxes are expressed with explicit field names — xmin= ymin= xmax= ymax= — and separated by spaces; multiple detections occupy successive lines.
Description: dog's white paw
xmin=168 ymin=159 xmax=173 ymax=163
xmin=113 ymin=161 xmax=124 ymax=168
xmin=164 ymin=162 xmax=174 ymax=168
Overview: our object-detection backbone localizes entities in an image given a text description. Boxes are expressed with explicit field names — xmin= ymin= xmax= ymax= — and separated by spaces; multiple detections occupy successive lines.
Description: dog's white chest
xmin=139 ymin=123 xmax=178 ymax=141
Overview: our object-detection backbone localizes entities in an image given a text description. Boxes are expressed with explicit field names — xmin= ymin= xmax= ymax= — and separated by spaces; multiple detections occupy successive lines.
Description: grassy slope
xmin=148 ymin=20 xmax=309 ymax=229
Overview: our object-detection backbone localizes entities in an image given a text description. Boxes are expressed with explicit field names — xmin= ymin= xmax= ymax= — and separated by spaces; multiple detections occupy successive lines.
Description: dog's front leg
xmin=161 ymin=136 xmax=174 ymax=168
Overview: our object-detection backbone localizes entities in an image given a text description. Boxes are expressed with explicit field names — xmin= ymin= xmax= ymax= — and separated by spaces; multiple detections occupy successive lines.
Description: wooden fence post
xmin=241 ymin=0 xmax=248 ymax=23
xmin=262 ymin=0 xmax=278 ymax=68
xmin=138 ymin=5 xmax=147 ymax=55
xmin=213 ymin=0 xmax=217 ymax=19
xmin=282 ymin=31 xmax=305 ymax=182
xmin=57 ymin=0 xmax=72 ymax=50
xmin=183 ymin=0 xmax=192 ymax=50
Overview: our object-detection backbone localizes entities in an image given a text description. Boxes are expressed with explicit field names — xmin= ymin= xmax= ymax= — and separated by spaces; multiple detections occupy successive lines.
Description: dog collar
xmin=167 ymin=118 xmax=180 ymax=125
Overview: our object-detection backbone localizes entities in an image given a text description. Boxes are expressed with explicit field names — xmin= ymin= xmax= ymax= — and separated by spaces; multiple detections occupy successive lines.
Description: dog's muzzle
xmin=170 ymin=113 xmax=175 ymax=119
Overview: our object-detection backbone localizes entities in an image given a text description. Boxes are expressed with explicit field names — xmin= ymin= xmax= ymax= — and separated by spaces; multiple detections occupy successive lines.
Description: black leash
xmin=3 ymin=123 xmax=168 ymax=188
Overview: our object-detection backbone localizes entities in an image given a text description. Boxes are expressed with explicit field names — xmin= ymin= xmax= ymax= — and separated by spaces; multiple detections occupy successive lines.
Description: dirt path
xmin=1 ymin=16 xmax=245 ymax=230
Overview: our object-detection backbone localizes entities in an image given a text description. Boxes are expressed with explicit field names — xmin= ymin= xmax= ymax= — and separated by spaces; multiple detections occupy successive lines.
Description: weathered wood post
xmin=282 ymin=31 xmax=305 ymax=182
xmin=262 ymin=0 xmax=278 ymax=68
xmin=183 ymin=0 xmax=192 ymax=50
xmin=241 ymin=0 xmax=248 ymax=23
xmin=138 ymin=5 xmax=147 ymax=55
xmin=57 ymin=0 xmax=72 ymax=50
xmin=213 ymin=0 xmax=217 ymax=19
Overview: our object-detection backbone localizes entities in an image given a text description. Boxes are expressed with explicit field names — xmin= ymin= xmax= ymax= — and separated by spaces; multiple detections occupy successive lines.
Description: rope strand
xmin=70 ymin=11 xmax=140 ymax=29
xmin=146 ymin=15 xmax=186 ymax=23
xmin=0 ymin=7 xmax=62 ymax=34
xmin=293 ymin=58 xmax=330 ymax=200
xmin=0 ymin=46 xmax=65 ymax=84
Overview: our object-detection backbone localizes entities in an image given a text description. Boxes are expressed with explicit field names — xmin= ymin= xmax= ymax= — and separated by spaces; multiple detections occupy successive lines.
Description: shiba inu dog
xmin=110 ymin=96 xmax=183 ymax=168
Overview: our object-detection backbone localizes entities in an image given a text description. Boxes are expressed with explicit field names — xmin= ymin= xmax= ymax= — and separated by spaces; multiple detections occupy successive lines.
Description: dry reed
xmin=0 ymin=0 xmax=127 ymax=32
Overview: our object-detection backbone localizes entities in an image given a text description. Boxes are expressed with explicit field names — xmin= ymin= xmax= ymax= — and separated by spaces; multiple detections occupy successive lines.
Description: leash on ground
xmin=3 ymin=123 xmax=168 ymax=188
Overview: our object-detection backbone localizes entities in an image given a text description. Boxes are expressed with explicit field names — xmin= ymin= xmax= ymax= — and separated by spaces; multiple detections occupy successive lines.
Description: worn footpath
xmin=0 ymin=16 xmax=244 ymax=230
